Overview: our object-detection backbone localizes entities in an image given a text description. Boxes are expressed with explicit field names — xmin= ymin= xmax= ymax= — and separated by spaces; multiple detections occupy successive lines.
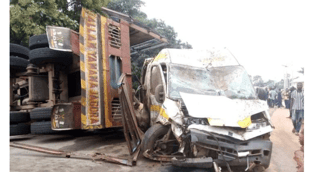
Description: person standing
xmin=288 ymin=86 xmax=296 ymax=118
xmin=277 ymin=89 xmax=283 ymax=107
xmin=269 ymin=89 xmax=277 ymax=108
xmin=265 ymin=87 xmax=270 ymax=107
xmin=265 ymin=87 xmax=269 ymax=101
xmin=290 ymin=82 xmax=304 ymax=136
xmin=282 ymin=88 xmax=289 ymax=109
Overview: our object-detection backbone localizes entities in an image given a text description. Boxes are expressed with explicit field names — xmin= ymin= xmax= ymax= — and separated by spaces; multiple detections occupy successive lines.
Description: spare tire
xmin=10 ymin=111 xmax=30 ymax=124
xmin=29 ymin=34 xmax=49 ymax=50
xmin=10 ymin=56 xmax=29 ymax=73
xmin=30 ymin=107 xmax=52 ymax=120
xmin=10 ymin=43 xmax=29 ymax=59
xmin=29 ymin=47 xmax=72 ymax=66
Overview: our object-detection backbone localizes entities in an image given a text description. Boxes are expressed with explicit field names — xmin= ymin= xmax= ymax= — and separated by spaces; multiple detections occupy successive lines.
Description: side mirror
xmin=155 ymin=84 xmax=165 ymax=103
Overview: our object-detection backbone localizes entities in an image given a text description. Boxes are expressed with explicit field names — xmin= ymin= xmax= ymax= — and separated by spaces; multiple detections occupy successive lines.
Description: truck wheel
xmin=10 ymin=123 xmax=30 ymax=136
xmin=29 ymin=34 xmax=49 ymax=50
xmin=30 ymin=107 xmax=52 ymax=121
xmin=10 ymin=56 xmax=29 ymax=73
xmin=252 ymin=165 xmax=265 ymax=172
xmin=10 ymin=43 xmax=29 ymax=59
xmin=31 ymin=121 xmax=57 ymax=134
xmin=29 ymin=47 xmax=72 ymax=66
xmin=10 ymin=111 xmax=30 ymax=124
xmin=142 ymin=124 xmax=176 ymax=155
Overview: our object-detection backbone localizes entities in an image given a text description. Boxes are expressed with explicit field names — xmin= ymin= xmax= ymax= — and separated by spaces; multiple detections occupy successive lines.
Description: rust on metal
xmin=70 ymin=30 xmax=80 ymax=56
xmin=118 ymin=74 xmax=144 ymax=165
xmin=10 ymin=142 xmax=135 ymax=166
xmin=142 ymin=149 xmax=180 ymax=162
xmin=51 ymin=103 xmax=81 ymax=130
xmin=10 ymin=142 xmax=69 ymax=156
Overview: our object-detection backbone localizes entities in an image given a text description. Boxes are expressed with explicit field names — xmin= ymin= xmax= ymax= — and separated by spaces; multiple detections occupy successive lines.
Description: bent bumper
xmin=189 ymin=128 xmax=272 ymax=169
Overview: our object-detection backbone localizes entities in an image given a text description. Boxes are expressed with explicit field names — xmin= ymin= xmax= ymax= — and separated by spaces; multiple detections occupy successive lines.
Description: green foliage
xmin=131 ymin=63 xmax=141 ymax=89
xmin=108 ymin=0 xmax=192 ymax=51
xmin=10 ymin=0 xmax=110 ymax=46
xmin=107 ymin=0 xmax=146 ymax=18
xmin=298 ymin=67 xmax=304 ymax=75
xmin=108 ymin=0 xmax=192 ymax=88
xmin=275 ymin=79 xmax=284 ymax=90
xmin=55 ymin=0 xmax=110 ymax=27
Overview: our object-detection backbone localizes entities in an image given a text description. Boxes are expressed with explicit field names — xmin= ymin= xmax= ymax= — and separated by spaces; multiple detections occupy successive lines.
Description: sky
xmin=140 ymin=0 xmax=308 ymax=82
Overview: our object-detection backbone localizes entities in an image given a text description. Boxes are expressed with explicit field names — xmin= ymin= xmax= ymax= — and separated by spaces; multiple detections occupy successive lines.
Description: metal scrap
xmin=10 ymin=142 xmax=134 ymax=166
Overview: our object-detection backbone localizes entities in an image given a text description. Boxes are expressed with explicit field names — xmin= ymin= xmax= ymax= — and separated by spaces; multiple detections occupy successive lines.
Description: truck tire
xmin=10 ymin=43 xmax=29 ymax=59
xmin=10 ymin=123 xmax=30 ymax=136
xmin=30 ymin=107 xmax=52 ymax=120
xmin=10 ymin=111 xmax=30 ymax=124
xmin=31 ymin=121 xmax=57 ymax=134
xmin=141 ymin=124 xmax=169 ymax=154
xmin=29 ymin=34 xmax=49 ymax=50
xmin=10 ymin=56 xmax=29 ymax=73
xmin=29 ymin=47 xmax=72 ymax=66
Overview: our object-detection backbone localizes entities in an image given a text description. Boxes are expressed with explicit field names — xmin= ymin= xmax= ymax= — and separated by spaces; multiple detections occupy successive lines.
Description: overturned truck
xmin=9 ymin=7 xmax=167 ymax=134
xmin=136 ymin=48 xmax=273 ymax=171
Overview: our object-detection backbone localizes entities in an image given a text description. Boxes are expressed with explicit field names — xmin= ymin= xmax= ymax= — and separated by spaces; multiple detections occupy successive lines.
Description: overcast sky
xmin=140 ymin=0 xmax=308 ymax=81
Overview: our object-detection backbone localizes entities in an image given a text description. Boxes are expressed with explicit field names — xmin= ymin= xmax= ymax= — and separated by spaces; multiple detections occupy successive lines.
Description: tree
xmin=107 ymin=0 xmax=192 ymax=89
xmin=107 ymin=0 xmax=192 ymax=52
xmin=10 ymin=0 xmax=110 ymax=46
xmin=107 ymin=0 xmax=146 ymax=18
xmin=252 ymin=75 xmax=264 ymax=87
xmin=298 ymin=67 xmax=304 ymax=75
xmin=264 ymin=80 xmax=275 ymax=89
xmin=275 ymin=79 xmax=284 ymax=90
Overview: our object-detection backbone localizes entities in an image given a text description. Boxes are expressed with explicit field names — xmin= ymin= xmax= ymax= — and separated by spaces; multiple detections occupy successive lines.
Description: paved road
xmin=10 ymin=108 xmax=299 ymax=172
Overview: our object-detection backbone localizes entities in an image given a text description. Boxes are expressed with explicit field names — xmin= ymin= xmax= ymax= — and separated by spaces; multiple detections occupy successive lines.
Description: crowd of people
xmin=255 ymin=82 xmax=304 ymax=136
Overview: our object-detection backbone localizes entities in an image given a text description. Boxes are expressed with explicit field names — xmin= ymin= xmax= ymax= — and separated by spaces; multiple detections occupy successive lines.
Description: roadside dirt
xmin=265 ymin=108 xmax=300 ymax=172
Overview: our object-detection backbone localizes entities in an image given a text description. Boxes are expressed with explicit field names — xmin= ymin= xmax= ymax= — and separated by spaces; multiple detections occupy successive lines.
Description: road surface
xmin=10 ymin=108 xmax=300 ymax=172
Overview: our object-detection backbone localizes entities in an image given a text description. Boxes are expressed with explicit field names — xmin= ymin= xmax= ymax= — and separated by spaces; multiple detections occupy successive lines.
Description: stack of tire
xmin=30 ymin=107 xmax=57 ymax=134
xmin=10 ymin=44 xmax=31 ymax=136
xmin=10 ymin=111 xmax=31 ymax=136
xmin=28 ymin=34 xmax=72 ymax=134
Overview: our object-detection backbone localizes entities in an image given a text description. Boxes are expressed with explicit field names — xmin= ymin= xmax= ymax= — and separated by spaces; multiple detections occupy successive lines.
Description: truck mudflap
xmin=51 ymin=103 xmax=81 ymax=130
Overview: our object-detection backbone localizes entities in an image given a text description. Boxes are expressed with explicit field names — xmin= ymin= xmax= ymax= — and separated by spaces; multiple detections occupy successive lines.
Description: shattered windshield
xmin=168 ymin=64 xmax=256 ymax=100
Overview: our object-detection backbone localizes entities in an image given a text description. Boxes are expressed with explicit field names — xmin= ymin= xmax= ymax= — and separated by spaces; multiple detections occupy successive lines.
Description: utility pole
xmin=282 ymin=65 xmax=289 ymax=90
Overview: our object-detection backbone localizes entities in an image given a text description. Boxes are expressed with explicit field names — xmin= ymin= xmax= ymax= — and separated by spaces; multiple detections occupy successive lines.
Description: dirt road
xmin=266 ymin=108 xmax=300 ymax=172
xmin=10 ymin=108 xmax=300 ymax=172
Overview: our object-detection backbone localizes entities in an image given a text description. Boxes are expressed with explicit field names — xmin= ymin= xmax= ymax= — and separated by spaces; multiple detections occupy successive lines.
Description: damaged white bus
xmin=136 ymin=48 xmax=273 ymax=172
